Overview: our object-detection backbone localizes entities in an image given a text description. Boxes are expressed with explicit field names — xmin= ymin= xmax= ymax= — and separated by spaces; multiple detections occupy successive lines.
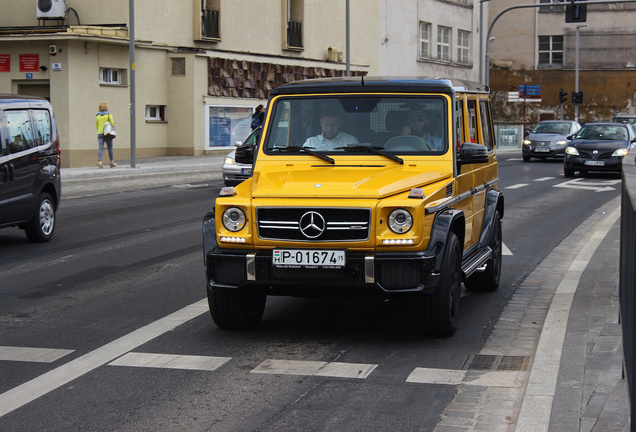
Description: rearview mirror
xmin=458 ymin=142 xmax=489 ymax=165
xmin=235 ymin=143 xmax=255 ymax=165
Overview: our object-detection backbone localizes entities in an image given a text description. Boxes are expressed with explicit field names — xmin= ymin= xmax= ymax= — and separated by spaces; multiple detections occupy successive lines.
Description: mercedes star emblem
xmin=299 ymin=211 xmax=326 ymax=238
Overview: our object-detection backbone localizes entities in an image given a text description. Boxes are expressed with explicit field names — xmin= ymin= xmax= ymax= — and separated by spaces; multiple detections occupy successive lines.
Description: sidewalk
xmin=436 ymin=196 xmax=629 ymax=431
xmin=61 ymin=154 xmax=227 ymax=180
xmin=60 ymin=155 xmax=227 ymax=199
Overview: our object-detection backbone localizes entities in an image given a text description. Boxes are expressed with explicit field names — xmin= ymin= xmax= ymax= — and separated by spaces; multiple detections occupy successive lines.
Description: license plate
xmin=534 ymin=147 xmax=550 ymax=152
xmin=241 ymin=168 xmax=252 ymax=175
xmin=272 ymin=249 xmax=345 ymax=268
xmin=584 ymin=160 xmax=605 ymax=166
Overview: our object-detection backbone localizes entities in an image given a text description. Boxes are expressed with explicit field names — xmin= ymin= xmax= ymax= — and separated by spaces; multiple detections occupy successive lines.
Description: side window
xmin=5 ymin=110 xmax=35 ymax=153
xmin=478 ymin=100 xmax=494 ymax=151
xmin=467 ymin=99 xmax=478 ymax=143
xmin=31 ymin=109 xmax=52 ymax=146
xmin=455 ymin=100 xmax=464 ymax=149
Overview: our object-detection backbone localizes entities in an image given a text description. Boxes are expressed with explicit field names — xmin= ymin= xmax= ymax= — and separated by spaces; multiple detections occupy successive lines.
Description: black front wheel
xmin=208 ymin=287 xmax=266 ymax=329
xmin=24 ymin=192 xmax=56 ymax=242
xmin=415 ymin=232 xmax=462 ymax=337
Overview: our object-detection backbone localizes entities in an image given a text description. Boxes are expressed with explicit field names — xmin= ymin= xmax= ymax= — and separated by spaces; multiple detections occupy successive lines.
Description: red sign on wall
xmin=0 ymin=54 xmax=10 ymax=72
xmin=19 ymin=54 xmax=39 ymax=72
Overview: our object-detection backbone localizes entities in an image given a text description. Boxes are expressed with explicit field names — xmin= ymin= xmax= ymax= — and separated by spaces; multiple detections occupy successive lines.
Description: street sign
xmin=508 ymin=84 xmax=542 ymax=102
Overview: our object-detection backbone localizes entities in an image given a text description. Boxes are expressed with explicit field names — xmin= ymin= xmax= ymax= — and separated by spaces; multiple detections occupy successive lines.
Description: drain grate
xmin=462 ymin=354 xmax=530 ymax=371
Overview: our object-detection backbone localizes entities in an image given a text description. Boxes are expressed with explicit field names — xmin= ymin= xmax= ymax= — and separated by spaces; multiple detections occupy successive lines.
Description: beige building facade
xmin=0 ymin=0 xmax=484 ymax=167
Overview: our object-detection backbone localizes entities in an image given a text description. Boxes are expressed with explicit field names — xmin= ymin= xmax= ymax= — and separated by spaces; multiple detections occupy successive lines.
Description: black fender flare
xmin=202 ymin=210 xmax=217 ymax=265
xmin=426 ymin=209 xmax=465 ymax=272
xmin=477 ymin=189 xmax=504 ymax=248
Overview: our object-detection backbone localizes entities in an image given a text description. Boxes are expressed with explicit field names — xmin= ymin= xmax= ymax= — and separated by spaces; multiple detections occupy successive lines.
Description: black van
xmin=0 ymin=94 xmax=61 ymax=242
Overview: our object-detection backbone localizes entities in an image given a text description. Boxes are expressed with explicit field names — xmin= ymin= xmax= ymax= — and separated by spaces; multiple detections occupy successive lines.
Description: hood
xmin=571 ymin=139 xmax=629 ymax=151
xmin=251 ymin=164 xmax=451 ymax=199
xmin=528 ymin=132 xmax=568 ymax=142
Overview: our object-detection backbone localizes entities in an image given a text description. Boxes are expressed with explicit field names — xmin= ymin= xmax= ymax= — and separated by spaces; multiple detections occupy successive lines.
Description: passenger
xmin=303 ymin=107 xmax=359 ymax=151
xmin=400 ymin=108 xmax=443 ymax=150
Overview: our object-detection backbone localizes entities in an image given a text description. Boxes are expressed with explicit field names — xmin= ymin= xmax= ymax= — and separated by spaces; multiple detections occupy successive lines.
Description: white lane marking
xmin=553 ymin=178 xmax=619 ymax=192
xmin=502 ymin=243 xmax=513 ymax=256
xmin=534 ymin=177 xmax=555 ymax=182
xmin=0 ymin=346 xmax=74 ymax=363
xmin=406 ymin=367 xmax=521 ymax=388
xmin=109 ymin=352 xmax=230 ymax=371
xmin=0 ymin=299 xmax=208 ymax=419
xmin=252 ymin=359 xmax=377 ymax=379
xmin=507 ymin=158 xmax=524 ymax=161
xmin=515 ymin=206 xmax=621 ymax=432
xmin=505 ymin=184 xmax=528 ymax=189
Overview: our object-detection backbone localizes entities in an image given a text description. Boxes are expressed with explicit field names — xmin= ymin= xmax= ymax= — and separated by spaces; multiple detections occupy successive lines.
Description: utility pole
xmin=574 ymin=24 xmax=586 ymax=122
xmin=346 ymin=0 xmax=350 ymax=77
xmin=129 ymin=0 xmax=136 ymax=168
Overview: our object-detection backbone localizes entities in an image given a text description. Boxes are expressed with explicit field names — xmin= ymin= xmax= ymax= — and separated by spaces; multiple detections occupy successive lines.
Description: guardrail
xmin=620 ymin=148 xmax=636 ymax=430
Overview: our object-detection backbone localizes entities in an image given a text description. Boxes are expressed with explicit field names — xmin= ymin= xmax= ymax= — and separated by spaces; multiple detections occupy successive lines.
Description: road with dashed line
xmin=0 ymin=152 xmax=621 ymax=431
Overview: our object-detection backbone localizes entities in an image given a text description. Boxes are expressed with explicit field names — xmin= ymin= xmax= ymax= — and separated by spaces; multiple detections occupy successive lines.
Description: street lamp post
xmin=575 ymin=24 xmax=587 ymax=122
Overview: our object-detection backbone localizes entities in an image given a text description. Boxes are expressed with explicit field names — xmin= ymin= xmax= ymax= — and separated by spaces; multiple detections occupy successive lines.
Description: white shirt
xmin=303 ymin=132 xmax=359 ymax=151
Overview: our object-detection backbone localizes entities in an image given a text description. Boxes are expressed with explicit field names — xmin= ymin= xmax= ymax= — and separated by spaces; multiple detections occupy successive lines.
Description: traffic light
xmin=565 ymin=0 xmax=587 ymax=22
xmin=559 ymin=89 xmax=568 ymax=104
xmin=572 ymin=91 xmax=584 ymax=104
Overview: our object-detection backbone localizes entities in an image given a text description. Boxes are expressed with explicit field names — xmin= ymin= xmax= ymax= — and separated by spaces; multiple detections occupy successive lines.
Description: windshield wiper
xmin=336 ymin=144 xmax=404 ymax=164
xmin=272 ymin=146 xmax=334 ymax=164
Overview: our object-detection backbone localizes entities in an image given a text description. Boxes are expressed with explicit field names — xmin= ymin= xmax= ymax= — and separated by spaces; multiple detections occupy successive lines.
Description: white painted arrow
xmin=553 ymin=178 xmax=618 ymax=192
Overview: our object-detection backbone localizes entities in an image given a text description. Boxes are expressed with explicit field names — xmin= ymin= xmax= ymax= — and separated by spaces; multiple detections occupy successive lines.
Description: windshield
xmin=263 ymin=96 xmax=448 ymax=155
xmin=575 ymin=124 xmax=628 ymax=141
xmin=533 ymin=122 xmax=571 ymax=134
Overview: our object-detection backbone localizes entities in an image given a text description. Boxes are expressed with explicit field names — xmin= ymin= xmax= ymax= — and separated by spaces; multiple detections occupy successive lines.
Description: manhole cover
xmin=462 ymin=354 xmax=529 ymax=371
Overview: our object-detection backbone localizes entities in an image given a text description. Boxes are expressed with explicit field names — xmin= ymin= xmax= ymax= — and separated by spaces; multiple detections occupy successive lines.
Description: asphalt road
xmin=0 ymin=153 xmax=622 ymax=431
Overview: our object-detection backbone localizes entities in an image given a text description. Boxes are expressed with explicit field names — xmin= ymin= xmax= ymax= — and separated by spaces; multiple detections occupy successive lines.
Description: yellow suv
xmin=203 ymin=77 xmax=504 ymax=337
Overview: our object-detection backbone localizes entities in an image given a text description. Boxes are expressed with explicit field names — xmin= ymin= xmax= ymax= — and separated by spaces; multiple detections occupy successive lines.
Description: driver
xmin=303 ymin=107 xmax=359 ymax=151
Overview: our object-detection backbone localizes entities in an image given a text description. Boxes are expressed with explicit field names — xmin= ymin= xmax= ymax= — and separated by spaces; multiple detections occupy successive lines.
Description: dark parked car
xmin=221 ymin=127 xmax=261 ymax=186
xmin=522 ymin=120 xmax=581 ymax=161
xmin=0 ymin=94 xmax=61 ymax=241
xmin=564 ymin=122 xmax=636 ymax=177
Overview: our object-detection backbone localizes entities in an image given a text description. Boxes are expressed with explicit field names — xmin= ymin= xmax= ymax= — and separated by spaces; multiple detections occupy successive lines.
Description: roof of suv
xmin=271 ymin=76 xmax=489 ymax=96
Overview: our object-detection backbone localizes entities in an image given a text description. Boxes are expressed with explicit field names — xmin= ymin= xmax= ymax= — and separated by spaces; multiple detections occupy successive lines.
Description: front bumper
xmin=564 ymin=155 xmax=624 ymax=172
xmin=206 ymin=248 xmax=440 ymax=297
xmin=523 ymin=144 xmax=567 ymax=158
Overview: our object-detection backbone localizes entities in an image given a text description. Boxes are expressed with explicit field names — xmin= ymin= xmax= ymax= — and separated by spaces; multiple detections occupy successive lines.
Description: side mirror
xmin=235 ymin=143 xmax=255 ymax=165
xmin=458 ymin=142 xmax=489 ymax=166
xmin=525 ymin=130 xmax=530 ymax=137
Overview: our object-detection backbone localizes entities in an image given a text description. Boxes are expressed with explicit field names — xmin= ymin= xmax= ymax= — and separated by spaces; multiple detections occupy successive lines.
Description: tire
xmin=564 ymin=166 xmax=575 ymax=177
xmin=415 ymin=232 xmax=462 ymax=337
xmin=208 ymin=287 xmax=266 ymax=329
xmin=465 ymin=210 xmax=502 ymax=292
xmin=523 ymin=155 xmax=531 ymax=162
xmin=25 ymin=192 xmax=56 ymax=242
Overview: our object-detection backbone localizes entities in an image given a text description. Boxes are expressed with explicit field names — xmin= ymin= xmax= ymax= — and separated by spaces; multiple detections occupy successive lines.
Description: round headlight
xmin=388 ymin=209 xmax=413 ymax=234
xmin=222 ymin=207 xmax=246 ymax=232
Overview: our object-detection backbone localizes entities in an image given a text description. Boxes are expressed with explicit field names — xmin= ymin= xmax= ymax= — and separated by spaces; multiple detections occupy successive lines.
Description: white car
xmin=222 ymin=127 xmax=261 ymax=186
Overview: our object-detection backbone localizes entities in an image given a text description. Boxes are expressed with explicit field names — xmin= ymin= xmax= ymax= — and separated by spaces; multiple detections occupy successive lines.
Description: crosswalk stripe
xmin=109 ymin=352 xmax=231 ymax=371
xmin=505 ymin=184 xmax=529 ymax=189
xmin=0 ymin=346 xmax=74 ymax=363
xmin=251 ymin=359 xmax=377 ymax=379
xmin=534 ymin=177 xmax=555 ymax=182
xmin=406 ymin=367 xmax=521 ymax=388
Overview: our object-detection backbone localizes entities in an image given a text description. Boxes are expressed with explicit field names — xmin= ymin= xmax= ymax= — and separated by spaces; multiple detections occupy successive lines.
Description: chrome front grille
xmin=257 ymin=207 xmax=371 ymax=242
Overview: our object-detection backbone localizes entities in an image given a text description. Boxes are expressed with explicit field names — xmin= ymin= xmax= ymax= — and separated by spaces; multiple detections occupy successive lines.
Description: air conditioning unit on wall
xmin=36 ymin=0 xmax=67 ymax=19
